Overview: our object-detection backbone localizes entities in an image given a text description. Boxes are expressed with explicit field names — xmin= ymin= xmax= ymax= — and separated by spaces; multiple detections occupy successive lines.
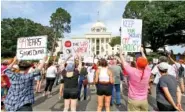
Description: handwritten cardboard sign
xmin=121 ymin=19 xmax=142 ymax=52
xmin=16 ymin=35 xmax=47 ymax=60
xmin=62 ymin=39 xmax=90 ymax=56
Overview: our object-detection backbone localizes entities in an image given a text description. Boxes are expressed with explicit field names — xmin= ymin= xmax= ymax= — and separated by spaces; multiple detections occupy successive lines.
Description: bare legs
xmin=64 ymin=99 xmax=77 ymax=112
xmin=97 ymin=95 xmax=104 ymax=112
xmin=36 ymin=80 xmax=42 ymax=92
xmin=105 ymin=96 xmax=111 ymax=112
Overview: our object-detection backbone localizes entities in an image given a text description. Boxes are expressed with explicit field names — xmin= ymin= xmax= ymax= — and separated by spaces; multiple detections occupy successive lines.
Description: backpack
xmin=80 ymin=67 xmax=88 ymax=76
xmin=178 ymin=64 xmax=185 ymax=78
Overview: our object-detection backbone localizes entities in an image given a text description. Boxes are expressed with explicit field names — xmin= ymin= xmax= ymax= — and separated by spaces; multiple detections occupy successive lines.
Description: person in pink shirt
xmin=119 ymin=47 xmax=151 ymax=111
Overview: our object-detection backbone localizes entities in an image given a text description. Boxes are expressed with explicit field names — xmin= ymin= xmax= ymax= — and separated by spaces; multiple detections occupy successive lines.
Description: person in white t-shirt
xmin=168 ymin=55 xmax=185 ymax=93
xmin=152 ymin=56 xmax=176 ymax=85
xmin=87 ymin=64 xmax=95 ymax=86
xmin=43 ymin=62 xmax=57 ymax=97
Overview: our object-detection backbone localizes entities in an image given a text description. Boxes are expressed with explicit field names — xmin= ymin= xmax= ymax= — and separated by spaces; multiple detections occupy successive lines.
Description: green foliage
xmin=49 ymin=8 xmax=71 ymax=55
xmin=109 ymin=36 xmax=121 ymax=47
xmin=1 ymin=18 xmax=55 ymax=58
xmin=50 ymin=8 xmax=71 ymax=35
xmin=123 ymin=1 xmax=185 ymax=52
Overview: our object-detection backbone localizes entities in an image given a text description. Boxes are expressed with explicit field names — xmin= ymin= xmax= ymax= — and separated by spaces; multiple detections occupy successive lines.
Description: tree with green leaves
xmin=109 ymin=36 xmax=121 ymax=47
xmin=123 ymin=1 xmax=185 ymax=52
xmin=50 ymin=8 xmax=71 ymax=55
xmin=1 ymin=18 xmax=55 ymax=58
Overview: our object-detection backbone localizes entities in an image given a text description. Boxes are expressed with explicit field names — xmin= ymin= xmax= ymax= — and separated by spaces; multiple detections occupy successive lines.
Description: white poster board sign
xmin=62 ymin=39 xmax=90 ymax=57
xmin=84 ymin=56 xmax=94 ymax=63
xmin=16 ymin=35 xmax=47 ymax=60
xmin=121 ymin=19 xmax=142 ymax=52
xmin=153 ymin=58 xmax=158 ymax=64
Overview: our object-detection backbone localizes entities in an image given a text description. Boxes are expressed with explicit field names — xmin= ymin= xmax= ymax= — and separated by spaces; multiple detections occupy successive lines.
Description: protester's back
xmin=109 ymin=65 xmax=122 ymax=84
xmin=80 ymin=66 xmax=88 ymax=77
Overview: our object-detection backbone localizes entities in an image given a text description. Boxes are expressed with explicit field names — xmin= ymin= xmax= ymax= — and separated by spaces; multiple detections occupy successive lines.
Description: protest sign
xmin=121 ymin=19 xmax=142 ymax=52
xmin=16 ymin=35 xmax=47 ymax=60
xmin=84 ymin=56 xmax=94 ymax=63
xmin=62 ymin=39 xmax=90 ymax=56
xmin=153 ymin=58 xmax=158 ymax=64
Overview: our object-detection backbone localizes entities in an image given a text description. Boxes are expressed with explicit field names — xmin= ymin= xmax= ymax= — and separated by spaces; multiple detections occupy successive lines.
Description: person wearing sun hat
xmin=156 ymin=62 xmax=183 ymax=111
xmin=119 ymin=46 xmax=151 ymax=111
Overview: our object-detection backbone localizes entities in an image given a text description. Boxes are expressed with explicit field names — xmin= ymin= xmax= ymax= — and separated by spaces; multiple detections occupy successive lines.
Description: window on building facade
xmin=112 ymin=47 xmax=114 ymax=50
xmin=106 ymin=38 xmax=109 ymax=43
xmin=96 ymin=29 xmax=100 ymax=32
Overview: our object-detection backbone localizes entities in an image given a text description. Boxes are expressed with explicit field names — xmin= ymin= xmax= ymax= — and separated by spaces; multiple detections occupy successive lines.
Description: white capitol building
xmin=55 ymin=20 xmax=120 ymax=56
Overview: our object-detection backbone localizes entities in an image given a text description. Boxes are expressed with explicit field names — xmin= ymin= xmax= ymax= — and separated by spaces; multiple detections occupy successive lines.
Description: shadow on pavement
xmin=50 ymin=99 xmax=64 ymax=111
xmin=33 ymin=89 xmax=59 ymax=107
xmin=77 ymin=89 xmax=92 ymax=111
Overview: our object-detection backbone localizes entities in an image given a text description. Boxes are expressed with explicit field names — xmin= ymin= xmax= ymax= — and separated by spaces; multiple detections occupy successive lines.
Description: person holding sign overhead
xmin=60 ymin=53 xmax=82 ymax=112
xmin=119 ymin=46 xmax=151 ymax=111
xmin=2 ymin=56 xmax=47 ymax=111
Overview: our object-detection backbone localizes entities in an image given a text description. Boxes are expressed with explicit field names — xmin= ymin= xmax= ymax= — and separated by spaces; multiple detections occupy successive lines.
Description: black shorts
xmin=97 ymin=84 xmax=112 ymax=96
xmin=63 ymin=88 xmax=78 ymax=99
xmin=60 ymin=79 xmax=64 ymax=83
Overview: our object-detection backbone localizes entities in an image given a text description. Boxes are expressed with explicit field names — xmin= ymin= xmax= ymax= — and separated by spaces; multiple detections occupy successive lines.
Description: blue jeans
xmin=111 ymin=84 xmax=121 ymax=105
xmin=78 ymin=76 xmax=87 ymax=99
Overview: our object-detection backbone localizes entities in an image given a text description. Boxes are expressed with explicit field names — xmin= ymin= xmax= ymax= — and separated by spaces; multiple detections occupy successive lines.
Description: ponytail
xmin=140 ymin=68 xmax=145 ymax=81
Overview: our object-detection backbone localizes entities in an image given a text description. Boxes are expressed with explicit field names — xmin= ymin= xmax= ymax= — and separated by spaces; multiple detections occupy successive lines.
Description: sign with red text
xmin=121 ymin=19 xmax=142 ymax=52
xmin=16 ymin=35 xmax=47 ymax=60
xmin=62 ymin=39 xmax=90 ymax=57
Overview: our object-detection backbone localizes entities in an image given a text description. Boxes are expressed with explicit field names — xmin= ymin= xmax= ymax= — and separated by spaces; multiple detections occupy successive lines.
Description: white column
xmin=95 ymin=38 xmax=96 ymax=55
xmin=104 ymin=38 xmax=106 ymax=55
xmin=100 ymin=38 xmax=101 ymax=55
xmin=90 ymin=38 xmax=91 ymax=56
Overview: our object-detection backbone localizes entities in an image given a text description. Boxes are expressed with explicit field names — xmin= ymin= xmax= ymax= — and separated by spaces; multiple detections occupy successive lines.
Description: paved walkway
xmin=33 ymin=81 xmax=185 ymax=111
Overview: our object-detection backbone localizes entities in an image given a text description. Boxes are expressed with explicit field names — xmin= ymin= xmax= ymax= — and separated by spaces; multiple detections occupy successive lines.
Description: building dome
xmin=91 ymin=21 xmax=106 ymax=32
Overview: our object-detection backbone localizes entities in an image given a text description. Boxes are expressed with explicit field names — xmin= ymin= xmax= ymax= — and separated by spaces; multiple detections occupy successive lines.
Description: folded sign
xmin=16 ymin=35 xmax=47 ymax=60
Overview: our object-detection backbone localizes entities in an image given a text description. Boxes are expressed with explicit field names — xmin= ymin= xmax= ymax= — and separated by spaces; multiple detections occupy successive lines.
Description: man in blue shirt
xmin=3 ymin=56 xmax=47 ymax=111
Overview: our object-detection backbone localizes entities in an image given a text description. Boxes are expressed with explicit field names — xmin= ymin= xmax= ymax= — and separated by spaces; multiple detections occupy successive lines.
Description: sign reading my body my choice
xmin=17 ymin=35 xmax=47 ymax=60
xmin=121 ymin=19 xmax=142 ymax=52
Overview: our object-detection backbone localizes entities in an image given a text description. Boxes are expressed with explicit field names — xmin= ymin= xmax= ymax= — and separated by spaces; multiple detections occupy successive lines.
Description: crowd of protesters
xmin=1 ymin=47 xmax=185 ymax=112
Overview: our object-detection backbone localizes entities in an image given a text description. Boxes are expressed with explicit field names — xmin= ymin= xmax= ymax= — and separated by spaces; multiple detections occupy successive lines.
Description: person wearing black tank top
xmin=59 ymin=53 xmax=82 ymax=112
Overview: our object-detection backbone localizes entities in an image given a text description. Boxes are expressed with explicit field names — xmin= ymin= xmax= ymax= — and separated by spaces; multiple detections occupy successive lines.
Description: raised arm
xmin=140 ymin=47 xmax=146 ymax=59
xmin=168 ymin=54 xmax=176 ymax=64
xmin=77 ymin=54 xmax=82 ymax=72
xmin=119 ymin=47 xmax=127 ymax=66
xmin=59 ymin=55 xmax=72 ymax=71
xmin=37 ymin=56 xmax=48 ymax=71
xmin=7 ymin=57 xmax=17 ymax=69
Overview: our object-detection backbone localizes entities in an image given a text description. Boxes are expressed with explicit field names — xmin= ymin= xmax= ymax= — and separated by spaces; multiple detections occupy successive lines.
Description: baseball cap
xmin=159 ymin=56 xmax=168 ymax=62
xmin=65 ymin=63 xmax=75 ymax=72
xmin=136 ymin=57 xmax=148 ymax=69
xmin=158 ymin=62 xmax=169 ymax=71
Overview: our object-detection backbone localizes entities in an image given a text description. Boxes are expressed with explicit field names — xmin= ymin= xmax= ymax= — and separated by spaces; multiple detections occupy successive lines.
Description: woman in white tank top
xmin=95 ymin=59 xmax=114 ymax=112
